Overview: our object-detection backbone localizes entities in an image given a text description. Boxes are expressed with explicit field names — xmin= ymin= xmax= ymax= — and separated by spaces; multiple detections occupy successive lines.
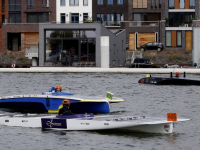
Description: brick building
xmin=1 ymin=0 xmax=56 ymax=52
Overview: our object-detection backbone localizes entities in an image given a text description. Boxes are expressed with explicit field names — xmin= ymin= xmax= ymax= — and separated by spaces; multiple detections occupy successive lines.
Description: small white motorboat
xmin=0 ymin=113 xmax=189 ymax=134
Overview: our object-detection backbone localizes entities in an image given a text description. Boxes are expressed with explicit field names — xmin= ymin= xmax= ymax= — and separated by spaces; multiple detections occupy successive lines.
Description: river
xmin=0 ymin=73 xmax=199 ymax=150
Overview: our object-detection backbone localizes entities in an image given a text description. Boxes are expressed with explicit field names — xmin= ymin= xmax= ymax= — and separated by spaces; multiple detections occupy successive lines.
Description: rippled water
xmin=0 ymin=73 xmax=200 ymax=150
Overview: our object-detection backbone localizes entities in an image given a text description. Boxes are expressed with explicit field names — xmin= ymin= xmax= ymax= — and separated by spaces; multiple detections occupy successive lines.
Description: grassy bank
xmin=142 ymin=50 xmax=192 ymax=65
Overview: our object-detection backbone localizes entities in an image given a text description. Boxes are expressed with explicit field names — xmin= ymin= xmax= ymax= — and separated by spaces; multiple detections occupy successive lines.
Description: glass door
xmin=71 ymin=13 xmax=79 ymax=23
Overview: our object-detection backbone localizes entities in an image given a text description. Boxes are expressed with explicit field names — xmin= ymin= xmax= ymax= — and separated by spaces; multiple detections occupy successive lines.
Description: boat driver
xmin=58 ymin=99 xmax=74 ymax=115
xmin=55 ymin=85 xmax=62 ymax=92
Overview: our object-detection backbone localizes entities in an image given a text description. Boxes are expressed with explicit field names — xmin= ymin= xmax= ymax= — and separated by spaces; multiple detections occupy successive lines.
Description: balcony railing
xmin=167 ymin=22 xmax=192 ymax=27
xmin=96 ymin=21 xmax=122 ymax=26
xmin=128 ymin=21 xmax=159 ymax=27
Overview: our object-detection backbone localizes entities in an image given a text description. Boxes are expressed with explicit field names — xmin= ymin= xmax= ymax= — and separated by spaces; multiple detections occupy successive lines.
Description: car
xmin=139 ymin=42 xmax=163 ymax=52
xmin=130 ymin=58 xmax=153 ymax=68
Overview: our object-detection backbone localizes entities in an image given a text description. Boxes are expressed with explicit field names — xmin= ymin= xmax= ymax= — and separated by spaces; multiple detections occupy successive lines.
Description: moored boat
xmin=138 ymin=72 xmax=200 ymax=85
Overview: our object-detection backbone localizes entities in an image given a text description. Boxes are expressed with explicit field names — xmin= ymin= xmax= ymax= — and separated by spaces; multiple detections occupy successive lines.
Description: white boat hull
xmin=0 ymin=114 xmax=189 ymax=134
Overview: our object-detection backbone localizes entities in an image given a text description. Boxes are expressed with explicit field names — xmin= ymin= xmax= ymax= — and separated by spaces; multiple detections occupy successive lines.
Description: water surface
xmin=0 ymin=73 xmax=199 ymax=150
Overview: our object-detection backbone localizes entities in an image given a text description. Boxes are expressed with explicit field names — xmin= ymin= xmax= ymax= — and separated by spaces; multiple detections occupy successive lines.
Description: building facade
xmin=39 ymin=23 xmax=126 ymax=67
xmin=56 ymin=0 xmax=92 ymax=23
xmin=1 ymin=0 xmax=56 ymax=52
xmin=1 ymin=0 xmax=200 ymax=67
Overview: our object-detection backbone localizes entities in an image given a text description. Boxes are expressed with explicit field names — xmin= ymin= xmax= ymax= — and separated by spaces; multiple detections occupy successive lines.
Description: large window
xmin=83 ymin=0 xmax=88 ymax=5
xmin=69 ymin=0 xmax=79 ymax=6
xmin=9 ymin=0 xmax=21 ymax=11
xmin=9 ymin=13 xmax=21 ymax=23
xmin=27 ymin=0 xmax=34 ymax=9
xmin=45 ymin=30 xmax=96 ymax=64
xmin=190 ymin=0 xmax=195 ymax=9
xmin=60 ymin=0 xmax=65 ymax=6
xmin=169 ymin=12 xmax=195 ymax=27
xmin=107 ymin=0 xmax=113 ymax=5
xmin=27 ymin=13 xmax=49 ymax=23
xmin=133 ymin=0 xmax=147 ymax=8
xmin=166 ymin=31 xmax=171 ymax=47
xmin=117 ymin=0 xmax=123 ymax=5
xmin=97 ymin=0 xmax=103 ymax=5
xmin=169 ymin=0 xmax=174 ymax=9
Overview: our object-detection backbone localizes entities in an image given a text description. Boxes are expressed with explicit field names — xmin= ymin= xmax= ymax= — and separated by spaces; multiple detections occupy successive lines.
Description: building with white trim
xmin=56 ymin=0 xmax=92 ymax=23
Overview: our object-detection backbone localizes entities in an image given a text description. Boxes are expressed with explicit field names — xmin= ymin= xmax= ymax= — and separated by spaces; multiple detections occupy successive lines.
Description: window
xmin=27 ymin=13 xmax=49 ymax=23
xmin=159 ymin=0 xmax=161 ymax=8
xmin=107 ymin=14 xmax=114 ymax=26
xmin=70 ymin=0 xmax=79 ymax=6
xmin=169 ymin=0 xmax=174 ymax=9
xmin=151 ymin=0 xmax=153 ymax=8
xmin=83 ymin=13 xmax=88 ymax=22
xmin=166 ymin=31 xmax=171 ymax=47
xmin=116 ymin=14 xmax=124 ymax=26
xmin=133 ymin=0 xmax=147 ymax=8
xmin=83 ymin=0 xmax=88 ymax=5
xmin=2 ymin=0 xmax=5 ymax=12
xmin=97 ymin=0 xmax=103 ymax=5
xmin=2 ymin=15 xmax=5 ymax=23
xmin=71 ymin=13 xmax=79 ymax=23
xmin=155 ymin=0 xmax=157 ymax=8
xmin=107 ymin=0 xmax=113 ymax=5
xmin=42 ymin=0 xmax=45 ymax=7
xmin=177 ymin=31 xmax=182 ymax=46
xmin=61 ymin=13 xmax=65 ymax=23
xmin=97 ymin=14 xmax=104 ymax=24
xmin=180 ymin=0 xmax=184 ymax=9
xmin=27 ymin=0 xmax=34 ymax=8
xmin=9 ymin=0 xmax=21 ymax=11
xmin=169 ymin=12 xmax=195 ymax=27
xmin=117 ymin=0 xmax=123 ymax=5
xmin=190 ymin=0 xmax=195 ymax=9
xmin=9 ymin=13 xmax=21 ymax=23
xmin=60 ymin=0 xmax=65 ymax=6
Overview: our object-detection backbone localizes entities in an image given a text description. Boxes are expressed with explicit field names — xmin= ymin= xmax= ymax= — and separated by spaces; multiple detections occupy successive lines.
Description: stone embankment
xmin=0 ymin=50 xmax=193 ymax=68
xmin=126 ymin=50 xmax=193 ymax=67
xmin=0 ymin=51 xmax=31 ymax=68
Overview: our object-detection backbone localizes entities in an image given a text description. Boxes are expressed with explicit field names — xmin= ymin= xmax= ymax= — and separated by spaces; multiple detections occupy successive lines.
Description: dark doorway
xmin=60 ymin=13 xmax=65 ymax=23
xmin=7 ymin=33 xmax=21 ymax=51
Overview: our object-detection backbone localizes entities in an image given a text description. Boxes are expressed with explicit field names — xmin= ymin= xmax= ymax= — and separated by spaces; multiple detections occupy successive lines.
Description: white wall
xmin=101 ymin=36 xmax=110 ymax=68
xmin=193 ymin=28 xmax=200 ymax=66
xmin=56 ymin=0 xmax=92 ymax=23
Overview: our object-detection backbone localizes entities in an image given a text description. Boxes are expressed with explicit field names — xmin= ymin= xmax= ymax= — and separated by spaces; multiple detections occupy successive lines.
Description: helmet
xmin=56 ymin=85 xmax=62 ymax=90
xmin=62 ymin=99 xmax=70 ymax=105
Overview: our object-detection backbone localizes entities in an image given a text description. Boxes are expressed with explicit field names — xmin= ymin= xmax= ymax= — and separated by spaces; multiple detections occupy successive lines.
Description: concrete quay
xmin=0 ymin=67 xmax=200 ymax=74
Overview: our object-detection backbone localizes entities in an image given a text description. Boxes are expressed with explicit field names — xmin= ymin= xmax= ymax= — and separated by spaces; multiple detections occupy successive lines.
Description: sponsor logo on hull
xmin=41 ymin=118 xmax=67 ymax=129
